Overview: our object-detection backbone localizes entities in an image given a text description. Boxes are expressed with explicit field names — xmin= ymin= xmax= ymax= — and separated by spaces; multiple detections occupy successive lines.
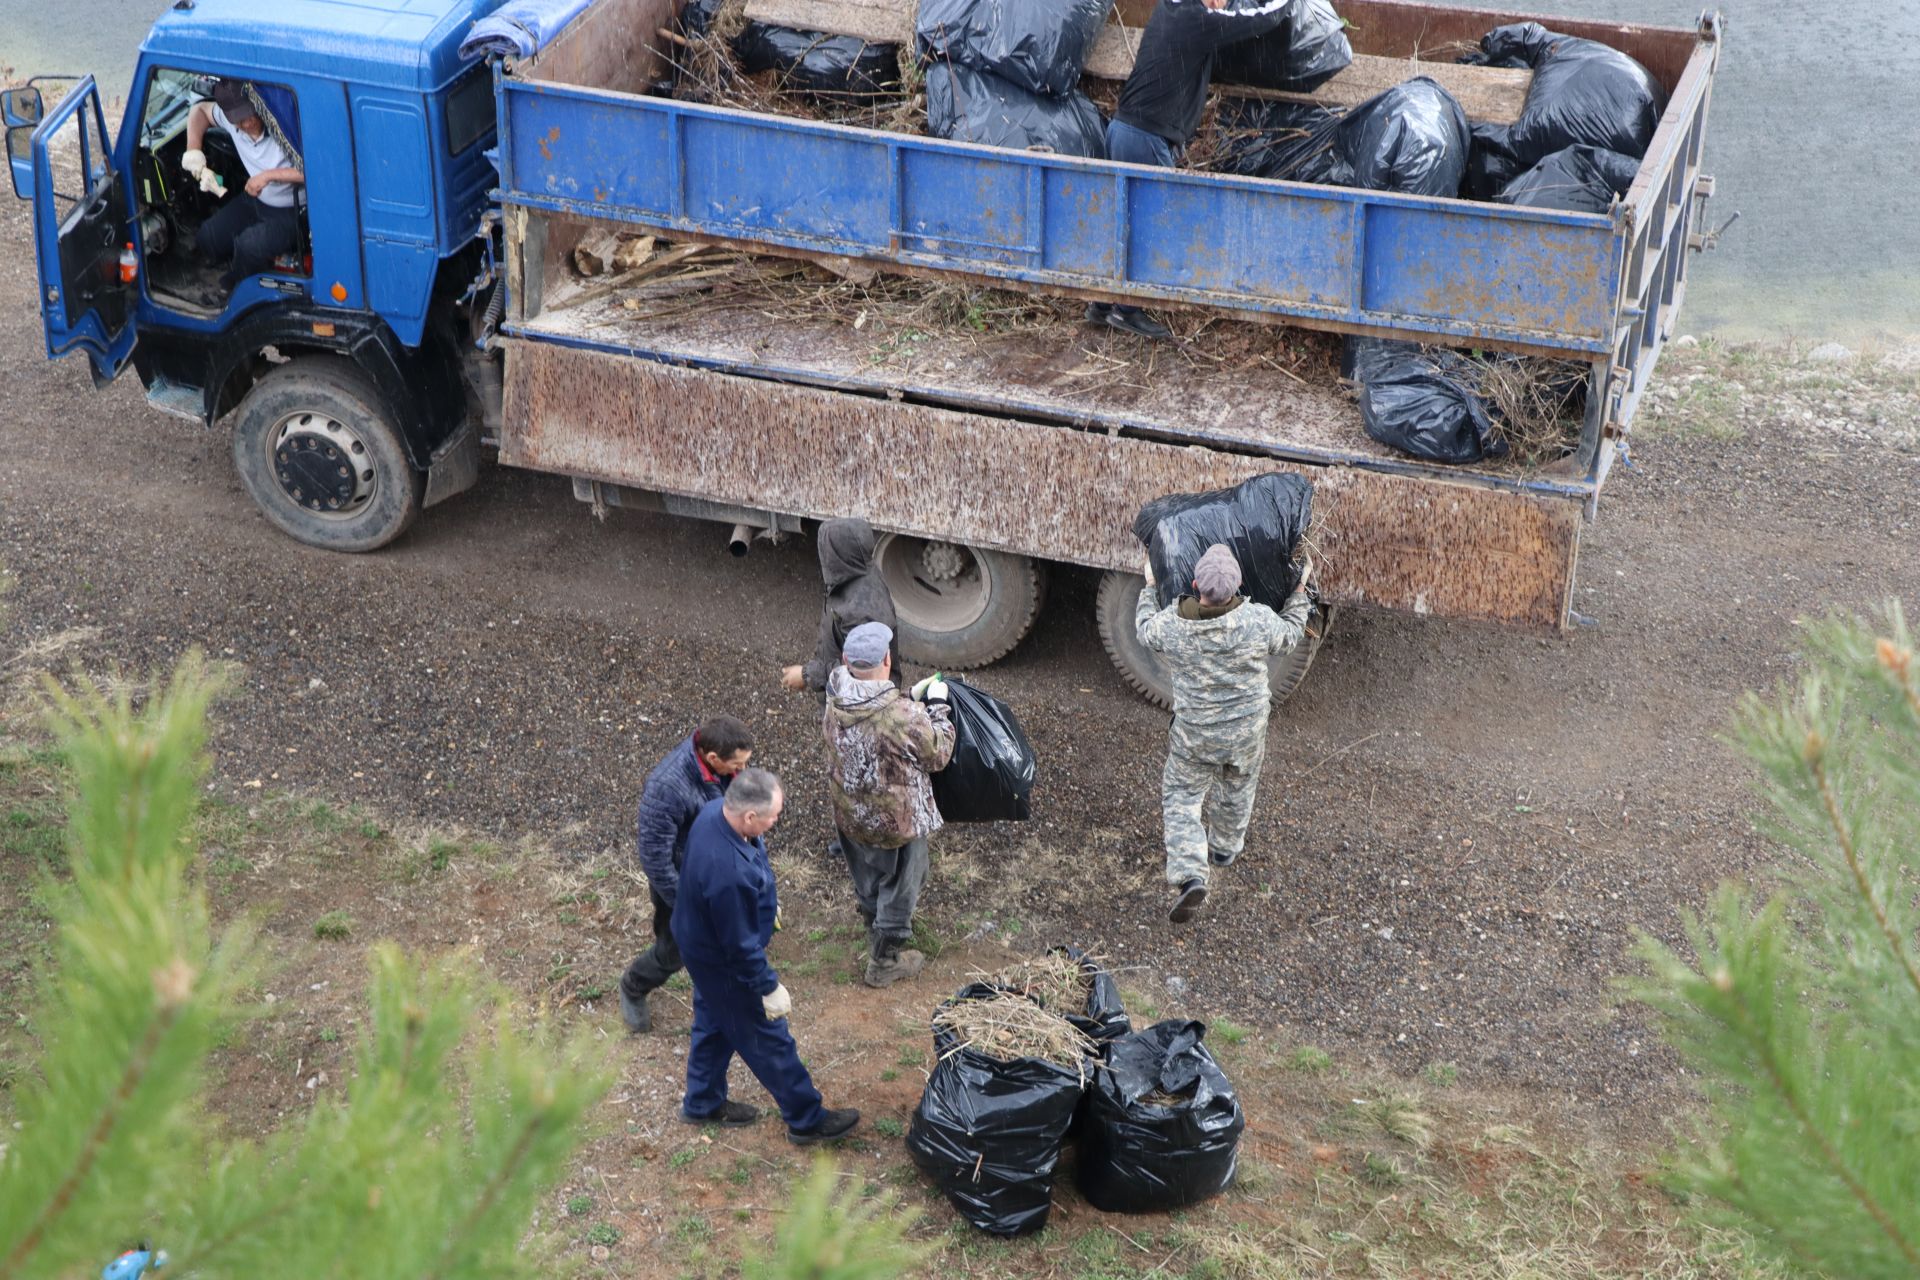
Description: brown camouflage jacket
xmin=822 ymin=666 xmax=957 ymax=848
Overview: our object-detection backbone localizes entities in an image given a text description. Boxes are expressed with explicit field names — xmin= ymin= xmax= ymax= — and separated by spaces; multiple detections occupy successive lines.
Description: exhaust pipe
xmin=727 ymin=523 xmax=755 ymax=557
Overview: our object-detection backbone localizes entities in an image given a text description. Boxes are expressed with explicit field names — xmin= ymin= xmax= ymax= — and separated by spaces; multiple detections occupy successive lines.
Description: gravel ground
xmin=3 ymin=193 xmax=1917 ymax=1136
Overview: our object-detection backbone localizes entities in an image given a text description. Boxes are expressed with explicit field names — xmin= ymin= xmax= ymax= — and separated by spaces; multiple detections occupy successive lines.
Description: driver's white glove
xmin=911 ymin=675 xmax=949 ymax=702
xmin=762 ymin=983 xmax=792 ymax=1021
xmin=181 ymin=148 xmax=206 ymax=176
xmin=198 ymin=167 xmax=226 ymax=198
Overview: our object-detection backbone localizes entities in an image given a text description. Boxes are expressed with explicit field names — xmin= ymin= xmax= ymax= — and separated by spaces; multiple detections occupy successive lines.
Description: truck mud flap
xmin=500 ymin=339 xmax=1578 ymax=629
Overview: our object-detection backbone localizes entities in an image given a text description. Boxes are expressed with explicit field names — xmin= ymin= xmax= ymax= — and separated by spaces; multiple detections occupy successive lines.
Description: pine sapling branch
xmin=1721 ymin=966 xmax=1920 ymax=1270
xmin=1878 ymin=637 xmax=1920 ymax=724
xmin=1804 ymin=745 xmax=1920 ymax=1006
xmin=1 ymin=997 xmax=181 ymax=1279
xmin=419 ymin=1113 xmax=547 ymax=1280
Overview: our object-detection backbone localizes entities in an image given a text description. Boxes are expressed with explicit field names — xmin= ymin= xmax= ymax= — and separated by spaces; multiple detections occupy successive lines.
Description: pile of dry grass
xmin=990 ymin=951 xmax=1093 ymax=1014
xmin=933 ymin=990 xmax=1096 ymax=1072
xmin=1467 ymin=357 xmax=1588 ymax=466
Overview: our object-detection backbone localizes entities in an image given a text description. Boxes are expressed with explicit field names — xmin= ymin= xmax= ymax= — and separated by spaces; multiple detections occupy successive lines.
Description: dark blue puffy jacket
xmin=670 ymin=799 xmax=782 ymax=998
xmin=635 ymin=736 xmax=728 ymax=904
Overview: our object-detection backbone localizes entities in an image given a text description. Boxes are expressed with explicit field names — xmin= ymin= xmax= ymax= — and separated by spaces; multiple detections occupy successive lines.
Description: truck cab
xmin=4 ymin=0 xmax=504 ymax=550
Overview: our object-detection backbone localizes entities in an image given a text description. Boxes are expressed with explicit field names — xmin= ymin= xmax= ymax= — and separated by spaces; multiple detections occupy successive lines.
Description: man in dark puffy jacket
xmin=619 ymin=715 xmax=756 ymax=1033
xmin=782 ymin=518 xmax=900 ymax=693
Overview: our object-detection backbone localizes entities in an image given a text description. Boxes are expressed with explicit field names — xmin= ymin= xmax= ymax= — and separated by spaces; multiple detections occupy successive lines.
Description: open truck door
xmin=5 ymin=77 xmax=136 ymax=385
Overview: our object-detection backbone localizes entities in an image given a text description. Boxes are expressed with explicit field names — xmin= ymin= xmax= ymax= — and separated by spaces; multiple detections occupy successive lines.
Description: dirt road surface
xmin=3 ymin=193 xmax=1917 ymax=1134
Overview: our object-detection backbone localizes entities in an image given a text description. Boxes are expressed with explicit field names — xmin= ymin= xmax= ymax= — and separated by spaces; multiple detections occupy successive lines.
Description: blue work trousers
xmin=682 ymin=959 xmax=825 ymax=1132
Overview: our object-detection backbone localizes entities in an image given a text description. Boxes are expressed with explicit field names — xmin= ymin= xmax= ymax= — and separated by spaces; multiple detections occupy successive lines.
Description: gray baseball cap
xmin=843 ymin=621 xmax=893 ymax=668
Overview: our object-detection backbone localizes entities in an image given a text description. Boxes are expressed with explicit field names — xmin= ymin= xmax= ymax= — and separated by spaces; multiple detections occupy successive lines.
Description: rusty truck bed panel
xmin=500 ymin=339 xmax=1579 ymax=628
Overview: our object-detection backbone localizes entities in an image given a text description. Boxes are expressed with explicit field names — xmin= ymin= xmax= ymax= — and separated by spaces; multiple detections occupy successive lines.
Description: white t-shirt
xmin=212 ymin=103 xmax=297 ymax=208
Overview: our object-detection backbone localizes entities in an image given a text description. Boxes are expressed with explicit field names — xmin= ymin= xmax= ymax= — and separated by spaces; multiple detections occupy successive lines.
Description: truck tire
xmin=1095 ymin=570 xmax=1331 ymax=710
xmin=230 ymin=358 xmax=423 ymax=553
xmin=874 ymin=534 xmax=1046 ymax=670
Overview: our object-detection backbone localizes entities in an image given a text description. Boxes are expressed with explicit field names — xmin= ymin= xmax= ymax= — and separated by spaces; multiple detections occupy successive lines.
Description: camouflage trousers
xmin=1160 ymin=722 xmax=1268 ymax=887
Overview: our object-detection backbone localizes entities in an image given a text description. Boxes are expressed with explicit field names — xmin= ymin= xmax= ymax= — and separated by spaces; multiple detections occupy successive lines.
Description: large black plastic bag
xmin=1211 ymin=0 xmax=1352 ymax=93
xmin=1349 ymin=337 xmax=1505 ymax=465
xmin=1336 ymin=77 xmax=1468 ymax=195
xmin=1076 ymin=1020 xmax=1245 ymax=1213
xmin=907 ymin=983 xmax=1086 ymax=1235
xmin=930 ymin=678 xmax=1036 ymax=823
xmin=1499 ymin=143 xmax=1639 ymax=212
xmin=1133 ymin=472 xmax=1313 ymax=612
xmin=915 ymin=0 xmax=1113 ymax=97
xmin=1463 ymin=120 xmax=1522 ymax=201
xmin=733 ymin=22 xmax=901 ymax=98
xmin=1464 ymin=22 xmax=1665 ymax=167
xmin=925 ymin=63 xmax=1107 ymax=157
xmin=1212 ymin=98 xmax=1344 ymax=182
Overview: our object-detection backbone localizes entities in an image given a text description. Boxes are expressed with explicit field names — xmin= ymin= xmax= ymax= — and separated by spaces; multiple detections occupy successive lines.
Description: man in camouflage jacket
xmin=822 ymin=622 xmax=957 ymax=985
xmin=1137 ymin=543 xmax=1313 ymax=923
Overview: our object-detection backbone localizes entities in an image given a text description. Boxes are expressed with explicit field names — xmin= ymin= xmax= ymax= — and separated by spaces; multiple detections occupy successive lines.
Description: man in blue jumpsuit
xmin=672 ymin=767 xmax=861 ymax=1143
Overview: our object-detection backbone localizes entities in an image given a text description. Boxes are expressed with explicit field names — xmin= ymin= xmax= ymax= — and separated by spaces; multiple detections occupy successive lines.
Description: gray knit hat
xmin=843 ymin=621 xmax=893 ymax=668
xmin=1192 ymin=544 xmax=1243 ymax=603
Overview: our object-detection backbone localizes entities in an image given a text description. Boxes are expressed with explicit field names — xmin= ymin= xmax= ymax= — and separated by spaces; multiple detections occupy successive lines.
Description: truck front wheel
xmin=874 ymin=535 xmax=1046 ymax=670
xmin=231 ymin=359 xmax=422 ymax=553
xmin=1095 ymin=570 xmax=1331 ymax=710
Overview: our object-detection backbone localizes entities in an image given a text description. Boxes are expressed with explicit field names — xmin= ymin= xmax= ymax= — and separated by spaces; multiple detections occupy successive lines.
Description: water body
xmin=4 ymin=0 xmax=1914 ymax=341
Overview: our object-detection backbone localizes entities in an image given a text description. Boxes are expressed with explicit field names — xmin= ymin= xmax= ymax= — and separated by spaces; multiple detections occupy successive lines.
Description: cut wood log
xmin=739 ymin=0 xmax=1532 ymax=124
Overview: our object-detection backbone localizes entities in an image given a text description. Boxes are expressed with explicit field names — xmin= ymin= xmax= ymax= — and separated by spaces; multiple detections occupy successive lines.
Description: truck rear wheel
xmin=874 ymin=534 xmax=1046 ymax=670
xmin=231 ymin=359 xmax=422 ymax=553
xmin=1095 ymin=570 xmax=1331 ymax=710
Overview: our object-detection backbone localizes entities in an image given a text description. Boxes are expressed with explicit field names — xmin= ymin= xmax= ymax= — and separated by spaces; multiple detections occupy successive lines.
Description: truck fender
xmin=196 ymin=303 xmax=469 ymax=472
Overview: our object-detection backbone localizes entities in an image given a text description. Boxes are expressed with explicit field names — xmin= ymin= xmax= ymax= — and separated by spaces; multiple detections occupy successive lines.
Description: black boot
xmin=863 ymin=932 xmax=926 ymax=988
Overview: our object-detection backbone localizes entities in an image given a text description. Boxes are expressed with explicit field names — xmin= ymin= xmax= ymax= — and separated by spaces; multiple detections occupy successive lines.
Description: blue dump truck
xmin=4 ymin=0 xmax=1721 ymax=703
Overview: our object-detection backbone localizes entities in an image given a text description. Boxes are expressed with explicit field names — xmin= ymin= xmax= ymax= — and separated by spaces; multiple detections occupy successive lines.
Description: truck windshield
xmin=141 ymin=69 xmax=202 ymax=149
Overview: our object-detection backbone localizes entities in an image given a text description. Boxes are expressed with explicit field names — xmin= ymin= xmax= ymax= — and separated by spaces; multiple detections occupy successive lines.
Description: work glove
xmin=762 ymin=983 xmax=792 ymax=1021
xmin=181 ymin=148 xmax=206 ymax=176
xmin=1141 ymin=554 xmax=1156 ymax=586
xmin=198 ymin=167 xmax=226 ymax=198
xmin=911 ymin=674 xmax=949 ymax=703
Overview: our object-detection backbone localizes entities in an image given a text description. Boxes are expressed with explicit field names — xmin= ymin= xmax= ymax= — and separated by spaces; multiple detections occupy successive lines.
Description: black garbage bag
xmin=925 ymin=62 xmax=1107 ymax=157
xmin=1463 ymin=22 xmax=1665 ymax=167
xmin=1046 ymin=945 xmax=1131 ymax=1042
xmin=1133 ymin=472 xmax=1313 ymax=612
xmin=1216 ymin=79 xmax=1465 ymax=196
xmin=680 ymin=0 xmax=722 ymax=36
xmin=1463 ymin=120 xmax=1522 ymax=200
xmin=1211 ymin=97 xmax=1344 ymax=182
xmin=930 ymin=678 xmax=1036 ymax=823
xmin=1349 ymin=337 xmax=1505 ymax=465
xmin=1076 ymin=1019 xmax=1245 ymax=1213
xmin=915 ymin=0 xmax=1114 ymax=97
xmin=907 ymin=983 xmax=1087 ymax=1235
xmin=1335 ymin=76 xmax=1468 ymax=195
xmin=733 ymin=22 xmax=902 ymax=99
xmin=1499 ymin=143 xmax=1639 ymax=212
xmin=1212 ymin=0 xmax=1352 ymax=93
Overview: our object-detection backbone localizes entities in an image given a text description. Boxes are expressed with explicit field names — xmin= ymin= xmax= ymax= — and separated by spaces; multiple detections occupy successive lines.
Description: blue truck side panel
xmin=496 ymin=82 xmax=1626 ymax=356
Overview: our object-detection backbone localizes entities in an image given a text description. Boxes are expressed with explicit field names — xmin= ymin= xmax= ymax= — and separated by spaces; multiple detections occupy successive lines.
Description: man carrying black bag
xmin=1137 ymin=543 xmax=1313 ymax=923
xmin=822 ymin=622 xmax=956 ymax=987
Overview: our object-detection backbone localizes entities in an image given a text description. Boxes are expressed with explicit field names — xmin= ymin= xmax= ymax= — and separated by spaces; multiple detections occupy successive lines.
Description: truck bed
xmin=522 ymin=257 xmax=1587 ymax=495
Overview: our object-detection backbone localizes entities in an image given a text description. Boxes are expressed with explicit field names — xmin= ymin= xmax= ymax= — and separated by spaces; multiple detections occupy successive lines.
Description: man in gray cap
xmin=821 ymin=621 xmax=956 ymax=985
xmin=1137 ymin=542 xmax=1314 ymax=922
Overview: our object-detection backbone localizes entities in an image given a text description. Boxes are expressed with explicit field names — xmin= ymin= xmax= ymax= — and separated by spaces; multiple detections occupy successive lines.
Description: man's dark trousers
xmin=619 ymin=889 xmax=681 ymax=1004
xmin=197 ymin=194 xmax=299 ymax=288
xmin=682 ymin=959 xmax=825 ymax=1131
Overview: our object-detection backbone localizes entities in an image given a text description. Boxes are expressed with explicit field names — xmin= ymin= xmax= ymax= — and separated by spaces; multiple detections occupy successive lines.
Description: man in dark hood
xmin=782 ymin=518 xmax=902 ymax=693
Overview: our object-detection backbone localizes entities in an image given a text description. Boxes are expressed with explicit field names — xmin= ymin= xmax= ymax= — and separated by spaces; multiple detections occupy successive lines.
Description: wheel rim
xmin=267 ymin=409 xmax=378 ymax=519
xmin=875 ymin=534 xmax=993 ymax=633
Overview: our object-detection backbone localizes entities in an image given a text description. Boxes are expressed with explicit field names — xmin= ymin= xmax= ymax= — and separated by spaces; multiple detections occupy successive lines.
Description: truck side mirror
xmin=0 ymin=86 xmax=43 ymax=128
xmin=2 ymin=87 xmax=43 ymax=201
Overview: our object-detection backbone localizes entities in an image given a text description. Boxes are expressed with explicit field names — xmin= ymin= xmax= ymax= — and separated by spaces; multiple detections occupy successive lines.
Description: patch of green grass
xmin=907 ymin=918 xmax=944 ymax=960
xmin=728 ymin=1156 xmax=755 ymax=1187
xmin=1211 ymin=1018 xmax=1250 ymax=1047
xmin=576 ymin=982 xmax=606 ymax=1002
xmin=873 ymin=1116 xmax=904 ymax=1139
xmin=667 ymin=1148 xmax=699 ymax=1170
xmin=1423 ymin=1061 xmax=1459 ymax=1088
xmin=426 ymin=837 xmax=458 ymax=873
xmin=671 ymin=1214 xmax=712 ymax=1246
xmin=896 ymin=1046 xmax=925 ymax=1068
xmin=879 ymin=1069 xmax=899 ymax=1083
xmin=311 ymin=910 xmax=352 ymax=941
xmin=356 ymin=818 xmax=383 ymax=840
xmin=585 ymin=1223 xmax=620 ymax=1247
xmin=300 ymin=799 xmax=349 ymax=835
xmin=1 ymin=804 xmax=64 ymax=869
xmin=664 ymin=972 xmax=692 ymax=992
xmin=1122 ymin=988 xmax=1159 ymax=1021
xmin=566 ymin=1194 xmax=593 ymax=1217
xmin=805 ymin=927 xmax=831 ymax=944
xmin=1285 ymin=1045 xmax=1332 ymax=1074
xmin=317 ymin=1028 xmax=339 ymax=1044
xmin=1360 ymin=1151 xmax=1407 ymax=1188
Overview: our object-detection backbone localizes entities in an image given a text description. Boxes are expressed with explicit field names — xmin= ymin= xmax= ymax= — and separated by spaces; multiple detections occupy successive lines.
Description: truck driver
xmin=182 ymin=79 xmax=304 ymax=293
